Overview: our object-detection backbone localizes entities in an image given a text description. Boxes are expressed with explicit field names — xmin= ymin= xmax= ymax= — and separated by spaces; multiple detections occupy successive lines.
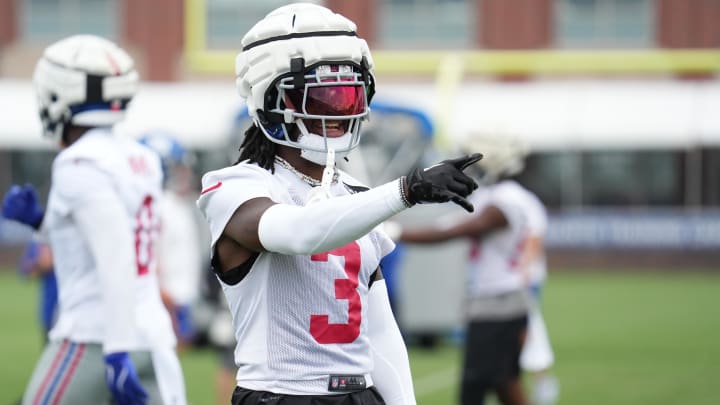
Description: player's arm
xmin=399 ymin=204 xmax=508 ymax=244
xmin=367 ymin=269 xmax=416 ymax=405
xmin=203 ymin=154 xmax=480 ymax=266
xmin=515 ymin=234 xmax=544 ymax=283
xmin=56 ymin=161 xmax=138 ymax=353
xmin=35 ymin=244 xmax=54 ymax=274
xmin=239 ymin=179 xmax=408 ymax=255
xmin=519 ymin=235 xmax=543 ymax=266
xmin=209 ymin=181 xmax=409 ymax=273
xmin=233 ymin=156 xmax=480 ymax=255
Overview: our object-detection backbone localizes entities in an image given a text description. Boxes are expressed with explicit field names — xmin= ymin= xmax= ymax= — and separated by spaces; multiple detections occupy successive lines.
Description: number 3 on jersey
xmin=310 ymin=242 xmax=362 ymax=344
xmin=135 ymin=196 xmax=155 ymax=276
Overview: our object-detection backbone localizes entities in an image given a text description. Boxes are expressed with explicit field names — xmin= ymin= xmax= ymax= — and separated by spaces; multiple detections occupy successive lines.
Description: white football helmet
xmin=460 ymin=132 xmax=529 ymax=184
xmin=138 ymin=130 xmax=196 ymax=192
xmin=32 ymin=35 xmax=138 ymax=139
xmin=235 ymin=3 xmax=375 ymax=165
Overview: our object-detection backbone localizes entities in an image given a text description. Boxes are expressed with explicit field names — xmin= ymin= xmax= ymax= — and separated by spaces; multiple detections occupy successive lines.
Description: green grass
xmin=1 ymin=270 xmax=719 ymax=405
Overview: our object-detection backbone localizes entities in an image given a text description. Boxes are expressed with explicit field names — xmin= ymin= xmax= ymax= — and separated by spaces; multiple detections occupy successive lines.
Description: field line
xmin=414 ymin=367 xmax=459 ymax=398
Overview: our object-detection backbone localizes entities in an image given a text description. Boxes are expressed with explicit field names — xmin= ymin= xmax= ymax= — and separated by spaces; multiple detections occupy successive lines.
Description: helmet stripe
xmin=243 ymin=30 xmax=356 ymax=51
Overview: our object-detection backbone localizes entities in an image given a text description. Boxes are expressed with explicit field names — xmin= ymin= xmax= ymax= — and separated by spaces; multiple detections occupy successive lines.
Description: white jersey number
xmin=309 ymin=242 xmax=362 ymax=344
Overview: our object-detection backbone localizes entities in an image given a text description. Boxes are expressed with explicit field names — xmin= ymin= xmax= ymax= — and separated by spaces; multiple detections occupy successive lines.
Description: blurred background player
xmin=2 ymin=35 xmax=186 ymax=405
xmin=197 ymin=3 xmax=481 ymax=404
xmin=398 ymin=133 xmax=554 ymax=405
xmin=139 ymin=130 xmax=235 ymax=402
xmin=139 ymin=131 xmax=205 ymax=348
xmin=507 ymin=143 xmax=559 ymax=405
xmin=464 ymin=133 xmax=559 ymax=405
xmin=137 ymin=131 xmax=235 ymax=404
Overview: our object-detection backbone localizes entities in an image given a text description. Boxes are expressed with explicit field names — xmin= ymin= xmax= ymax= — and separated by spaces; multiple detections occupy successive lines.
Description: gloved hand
xmin=104 ymin=352 xmax=148 ymax=405
xmin=405 ymin=153 xmax=482 ymax=212
xmin=2 ymin=184 xmax=44 ymax=229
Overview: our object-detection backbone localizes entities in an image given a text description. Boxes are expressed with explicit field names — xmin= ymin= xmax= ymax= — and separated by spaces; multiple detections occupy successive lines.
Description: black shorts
xmin=461 ymin=315 xmax=528 ymax=388
xmin=231 ymin=386 xmax=386 ymax=405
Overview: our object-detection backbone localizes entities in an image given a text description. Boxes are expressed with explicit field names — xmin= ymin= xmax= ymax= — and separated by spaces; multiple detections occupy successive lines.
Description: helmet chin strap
xmin=293 ymin=120 xmax=356 ymax=204
xmin=306 ymin=148 xmax=336 ymax=205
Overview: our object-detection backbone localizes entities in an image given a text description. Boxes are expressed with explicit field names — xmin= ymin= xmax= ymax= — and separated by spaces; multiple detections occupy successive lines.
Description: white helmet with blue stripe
xmin=138 ymin=131 xmax=194 ymax=185
xmin=32 ymin=35 xmax=138 ymax=140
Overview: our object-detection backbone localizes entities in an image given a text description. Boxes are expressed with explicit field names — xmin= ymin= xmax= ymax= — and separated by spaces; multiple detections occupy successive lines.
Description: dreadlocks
xmin=234 ymin=124 xmax=277 ymax=171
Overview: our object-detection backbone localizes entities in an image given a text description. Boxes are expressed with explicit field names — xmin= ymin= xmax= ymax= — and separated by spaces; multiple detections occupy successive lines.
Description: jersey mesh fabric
xmin=198 ymin=162 xmax=394 ymax=394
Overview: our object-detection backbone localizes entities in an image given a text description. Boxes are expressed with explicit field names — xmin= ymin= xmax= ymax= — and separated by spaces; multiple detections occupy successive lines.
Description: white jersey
xmin=466 ymin=180 xmax=548 ymax=297
xmin=197 ymin=161 xmax=395 ymax=395
xmin=157 ymin=190 xmax=203 ymax=306
xmin=43 ymin=128 xmax=176 ymax=351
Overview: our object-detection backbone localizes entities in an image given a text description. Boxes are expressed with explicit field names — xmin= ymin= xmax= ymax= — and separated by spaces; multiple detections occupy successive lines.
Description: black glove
xmin=405 ymin=153 xmax=483 ymax=212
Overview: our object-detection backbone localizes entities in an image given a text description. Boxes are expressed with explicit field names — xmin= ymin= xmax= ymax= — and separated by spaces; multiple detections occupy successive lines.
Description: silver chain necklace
xmin=274 ymin=156 xmax=339 ymax=187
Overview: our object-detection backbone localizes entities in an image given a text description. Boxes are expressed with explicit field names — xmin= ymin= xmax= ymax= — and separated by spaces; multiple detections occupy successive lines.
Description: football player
xmin=397 ymin=133 xmax=556 ymax=405
xmin=2 ymin=35 xmax=186 ymax=405
xmin=139 ymin=132 xmax=204 ymax=347
xmin=196 ymin=3 xmax=481 ymax=405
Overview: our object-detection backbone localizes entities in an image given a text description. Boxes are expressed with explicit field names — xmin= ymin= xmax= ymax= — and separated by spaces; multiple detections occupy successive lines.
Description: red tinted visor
xmin=286 ymin=85 xmax=366 ymax=117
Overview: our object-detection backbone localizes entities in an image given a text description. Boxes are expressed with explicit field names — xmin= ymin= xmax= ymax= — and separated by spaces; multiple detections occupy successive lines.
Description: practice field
xmin=0 ymin=269 xmax=718 ymax=405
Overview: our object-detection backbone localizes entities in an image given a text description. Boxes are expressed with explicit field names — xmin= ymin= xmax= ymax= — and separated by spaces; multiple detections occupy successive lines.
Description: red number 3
xmin=310 ymin=242 xmax=362 ymax=344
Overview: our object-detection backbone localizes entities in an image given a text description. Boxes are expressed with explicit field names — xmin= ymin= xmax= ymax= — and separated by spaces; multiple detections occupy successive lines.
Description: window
xmin=21 ymin=0 xmax=117 ymax=41
xmin=378 ymin=0 xmax=473 ymax=49
xmin=702 ymin=149 xmax=720 ymax=207
xmin=206 ymin=0 xmax=293 ymax=49
xmin=555 ymin=0 xmax=654 ymax=48
xmin=518 ymin=149 xmax=685 ymax=208
xmin=518 ymin=152 xmax=580 ymax=209
xmin=580 ymin=150 xmax=682 ymax=206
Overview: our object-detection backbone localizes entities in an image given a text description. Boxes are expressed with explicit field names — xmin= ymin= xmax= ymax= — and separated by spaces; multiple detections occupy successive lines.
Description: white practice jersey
xmin=43 ymin=128 xmax=176 ymax=351
xmin=197 ymin=161 xmax=395 ymax=395
xmin=157 ymin=191 xmax=203 ymax=306
xmin=466 ymin=180 xmax=548 ymax=297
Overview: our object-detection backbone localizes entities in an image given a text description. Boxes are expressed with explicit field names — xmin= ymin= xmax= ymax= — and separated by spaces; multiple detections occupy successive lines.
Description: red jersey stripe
xmin=201 ymin=181 xmax=223 ymax=195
